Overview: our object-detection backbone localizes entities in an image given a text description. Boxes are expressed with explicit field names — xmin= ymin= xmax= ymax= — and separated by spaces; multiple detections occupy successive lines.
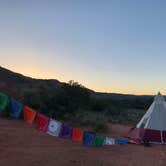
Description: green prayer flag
xmin=0 ymin=92 xmax=8 ymax=111
xmin=93 ymin=136 xmax=105 ymax=147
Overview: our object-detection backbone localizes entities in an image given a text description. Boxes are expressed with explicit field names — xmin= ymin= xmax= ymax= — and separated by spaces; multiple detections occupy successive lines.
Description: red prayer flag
xmin=72 ymin=128 xmax=84 ymax=143
xmin=36 ymin=113 xmax=49 ymax=132
xmin=24 ymin=106 xmax=37 ymax=125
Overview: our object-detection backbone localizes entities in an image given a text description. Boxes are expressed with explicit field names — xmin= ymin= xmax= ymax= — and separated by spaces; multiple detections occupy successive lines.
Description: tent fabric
xmin=36 ymin=113 xmax=50 ymax=132
xmin=59 ymin=124 xmax=73 ymax=139
xmin=136 ymin=92 xmax=166 ymax=130
xmin=47 ymin=119 xmax=62 ymax=137
xmin=128 ymin=128 xmax=162 ymax=143
xmin=83 ymin=131 xmax=96 ymax=147
xmin=162 ymin=131 xmax=166 ymax=143
xmin=128 ymin=139 xmax=141 ymax=145
xmin=127 ymin=92 xmax=166 ymax=144
xmin=143 ymin=129 xmax=161 ymax=143
xmin=23 ymin=106 xmax=37 ymax=125
xmin=93 ymin=136 xmax=105 ymax=147
xmin=127 ymin=128 xmax=145 ymax=141
xmin=104 ymin=137 xmax=115 ymax=145
xmin=72 ymin=128 xmax=84 ymax=143
xmin=9 ymin=97 xmax=23 ymax=118
xmin=0 ymin=92 xmax=8 ymax=111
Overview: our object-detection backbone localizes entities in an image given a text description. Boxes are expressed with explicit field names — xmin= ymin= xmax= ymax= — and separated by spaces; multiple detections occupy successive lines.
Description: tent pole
xmin=160 ymin=130 xmax=163 ymax=144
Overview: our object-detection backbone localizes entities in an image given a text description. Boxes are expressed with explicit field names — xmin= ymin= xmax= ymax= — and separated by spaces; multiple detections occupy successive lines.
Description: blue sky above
xmin=1 ymin=0 xmax=166 ymax=94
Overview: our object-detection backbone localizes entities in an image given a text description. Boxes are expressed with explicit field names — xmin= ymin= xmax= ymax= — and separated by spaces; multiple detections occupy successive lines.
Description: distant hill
xmin=0 ymin=66 xmax=152 ymax=100
xmin=0 ymin=66 xmax=154 ymax=131
xmin=0 ymin=66 xmax=63 ymax=98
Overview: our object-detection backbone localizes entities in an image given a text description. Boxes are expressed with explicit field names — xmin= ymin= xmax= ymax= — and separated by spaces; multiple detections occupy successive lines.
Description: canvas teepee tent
xmin=127 ymin=92 xmax=166 ymax=144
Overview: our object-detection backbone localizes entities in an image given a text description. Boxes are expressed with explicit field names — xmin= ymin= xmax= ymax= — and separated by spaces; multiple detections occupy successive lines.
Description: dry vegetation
xmin=0 ymin=66 xmax=154 ymax=132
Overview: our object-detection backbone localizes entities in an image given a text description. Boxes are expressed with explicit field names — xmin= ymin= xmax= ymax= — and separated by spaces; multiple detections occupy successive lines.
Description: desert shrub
xmin=93 ymin=121 xmax=109 ymax=133
xmin=0 ymin=75 xmax=152 ymax=131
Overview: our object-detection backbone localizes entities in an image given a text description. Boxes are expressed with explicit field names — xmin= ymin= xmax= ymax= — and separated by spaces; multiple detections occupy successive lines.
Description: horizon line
xmin=0 ymin=65 xmax=161 ymax=96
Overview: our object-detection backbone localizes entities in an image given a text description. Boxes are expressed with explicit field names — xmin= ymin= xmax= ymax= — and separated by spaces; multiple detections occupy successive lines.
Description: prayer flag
xmin=47 ymin=119 xmax=62 ymax=137
xmin=72 ymin=128 xmax=84 ymax=143
xmin=116 ymin=139 xmax=128 ymax=145
xmin=59 ymin=124 xmax=73 ymax=139
xmin=83 ymin=131 xmax=96 ymax=147
xmin=9 ymin=97 xmax=23 ymax=118
xmin=93 ymin=136 xmax=105 ymax=147
xmin=0 ymin=92 xmax=8 ymax=111
xmin=104 ymin=137 xmax=115 ymax=145
xmin=36 ymin=113 xmax=49 ymax=132
xmin=24 ymin=106 xmax=37 ymax=125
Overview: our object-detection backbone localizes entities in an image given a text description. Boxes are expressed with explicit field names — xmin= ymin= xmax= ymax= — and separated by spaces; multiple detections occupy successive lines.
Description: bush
xmin=93 ymin=121 xmax=109 ymax=133
xmin=0 ymin=77 xmax=150 ymax=132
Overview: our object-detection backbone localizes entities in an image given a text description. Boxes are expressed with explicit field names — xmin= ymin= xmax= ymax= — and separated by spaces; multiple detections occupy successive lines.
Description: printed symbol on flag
xmin=49 ymin=123 xmax=59 ymax=132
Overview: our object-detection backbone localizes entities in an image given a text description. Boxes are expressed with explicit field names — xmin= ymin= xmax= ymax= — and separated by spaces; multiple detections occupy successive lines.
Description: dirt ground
xmin=0 ymin=119 xmax=166 ymax=166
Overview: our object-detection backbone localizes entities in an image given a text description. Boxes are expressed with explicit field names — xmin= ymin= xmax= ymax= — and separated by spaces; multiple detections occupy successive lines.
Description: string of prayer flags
xmin=0 ymin=91 xmax=130 ymax=148
xmin=72 ymin=128 xmax=84 ymax=143
xmin=9 ymin=97 xmax=23 ymax=118
xmin=0 ymin=92 xmax=8 ymax=111
xmin=104 ymin=137 xmax=115 ymax=145
xmin=59 ymin=124 xmax=73 ymax=139
xmin=36 ymin=113 xmax=50 ymax=132
xmin=93 ymin=135 xmax=105 ymax=147
xmin=23 ymin=106 xmax=37 ymax=125
xmin=47 ymin=119 xmax=62 ymax=137
xmin=83 ymin=131 xmax=96 ymax=147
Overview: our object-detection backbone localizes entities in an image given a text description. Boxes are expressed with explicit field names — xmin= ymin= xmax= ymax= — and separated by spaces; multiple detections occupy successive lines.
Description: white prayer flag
xmin=104 ymin=137 xmax=115 ymax=145
xmin=47 ymin=119 xmax=62 ymax=137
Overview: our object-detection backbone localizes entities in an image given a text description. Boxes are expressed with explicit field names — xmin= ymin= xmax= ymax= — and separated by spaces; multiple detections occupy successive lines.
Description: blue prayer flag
xmin=9 ymin=97 xmax=23 ymax=118
xmin=116 ymin=139 xmax=128 ymax=145
xmin=83 ymin=131 xmax=96 ymax=147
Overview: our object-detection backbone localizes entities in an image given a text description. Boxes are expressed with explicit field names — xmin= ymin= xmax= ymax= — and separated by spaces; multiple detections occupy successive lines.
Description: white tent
xmin=127 ymin=92 xmax=166 ymax=144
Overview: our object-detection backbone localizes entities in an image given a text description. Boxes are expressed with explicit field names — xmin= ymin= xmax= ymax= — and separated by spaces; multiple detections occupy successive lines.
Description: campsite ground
xmin=0 ymin=119 xmax=166 ymax=166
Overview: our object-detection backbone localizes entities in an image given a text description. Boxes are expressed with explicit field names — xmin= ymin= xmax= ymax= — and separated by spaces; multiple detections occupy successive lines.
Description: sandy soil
xmin=0 ymin=118 xmax=166 ymax=166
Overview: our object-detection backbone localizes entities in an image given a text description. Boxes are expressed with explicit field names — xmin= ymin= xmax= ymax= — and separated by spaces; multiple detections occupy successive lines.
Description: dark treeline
xmin=0 ymin=66 xmax=154 ymax=133
xmin=14 ymin=80 xmax=153 ymax=132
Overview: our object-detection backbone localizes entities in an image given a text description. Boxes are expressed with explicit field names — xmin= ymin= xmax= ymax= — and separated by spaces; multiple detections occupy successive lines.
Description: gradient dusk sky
xmin=1 ymin=0 xmax=166 ymax=95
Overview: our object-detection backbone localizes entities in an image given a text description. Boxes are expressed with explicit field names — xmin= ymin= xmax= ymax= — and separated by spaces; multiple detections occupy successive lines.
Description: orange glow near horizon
xmin=2 ymin=64 xmax=164 ymax=96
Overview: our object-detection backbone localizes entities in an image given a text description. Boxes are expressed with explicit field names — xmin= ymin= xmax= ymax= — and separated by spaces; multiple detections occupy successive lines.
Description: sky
xmin=1 ymin=0 xmax=166 ymax=95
